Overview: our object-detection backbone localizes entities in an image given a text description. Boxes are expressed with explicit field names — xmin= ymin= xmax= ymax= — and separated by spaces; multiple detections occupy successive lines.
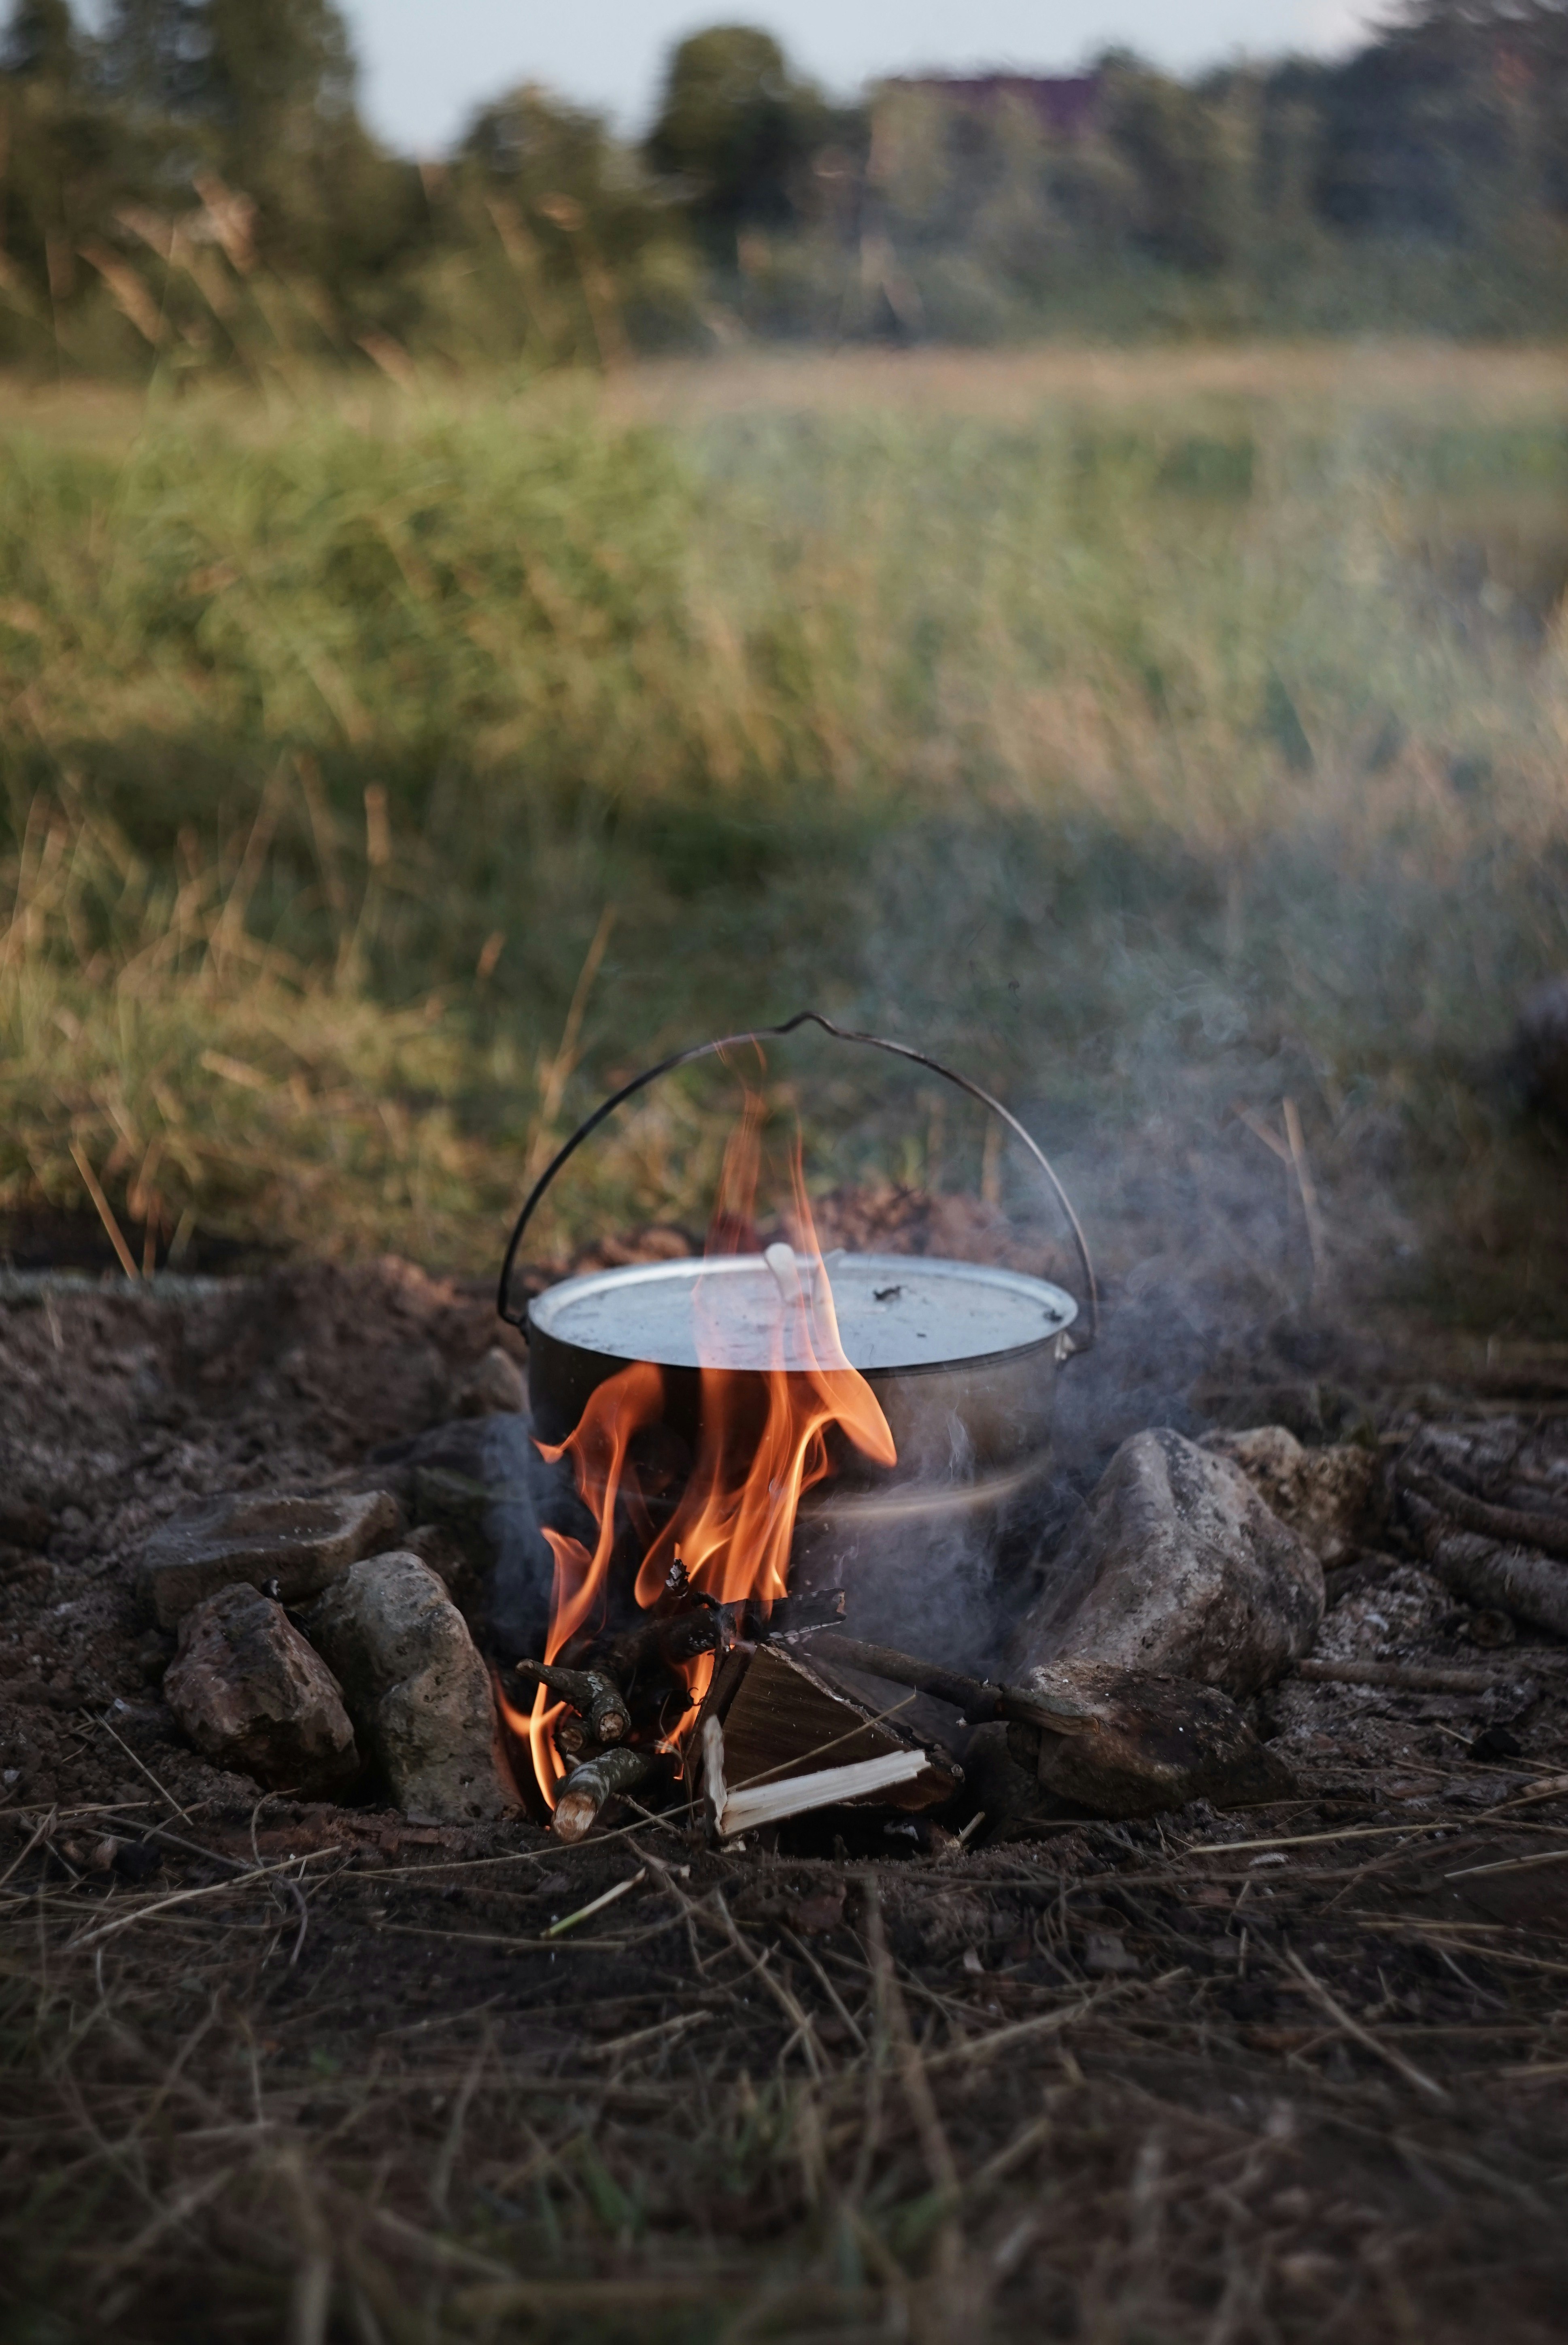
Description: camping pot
xmin=498 ymin=1013 xmax=1097 ymax=1551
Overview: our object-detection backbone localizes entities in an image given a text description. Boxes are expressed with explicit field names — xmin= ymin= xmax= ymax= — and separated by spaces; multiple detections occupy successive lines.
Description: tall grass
xmin=2 ymin=354 xmax=1566 ymax=1313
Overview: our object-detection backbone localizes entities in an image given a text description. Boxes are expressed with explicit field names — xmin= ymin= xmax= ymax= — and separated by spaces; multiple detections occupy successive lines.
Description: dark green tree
xmin=201 ymin=0 xmax=354 ymax=153
xmin=99 ymin=0 xmax=205 ymax=111
xmin=1099 ymin=56 xmax=1251 ymax=272
xmin=1 ymin=0 xmax=81 ymax=84
xmin=646 ymin=24 xmax=834 ymax=253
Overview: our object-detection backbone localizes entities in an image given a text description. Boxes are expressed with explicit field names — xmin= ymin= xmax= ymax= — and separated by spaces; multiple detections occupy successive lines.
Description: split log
xmin=734 ymin=1588 xmax=847 ymax=1644
xmin=716 ymin=1645 xmax=960 ymax=1814
xmin=806 ymin=1631 xmax=1096 ymax=1736
xmin=552 ymin=1747 xmax=653 ymax=1843
xmin=701 ymin=1710 xmax=929 ymax=1837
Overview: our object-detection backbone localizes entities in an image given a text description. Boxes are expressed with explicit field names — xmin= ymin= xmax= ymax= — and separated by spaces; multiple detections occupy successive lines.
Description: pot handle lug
xmin=497 ymin=1009 xmax=1098 ymax=1352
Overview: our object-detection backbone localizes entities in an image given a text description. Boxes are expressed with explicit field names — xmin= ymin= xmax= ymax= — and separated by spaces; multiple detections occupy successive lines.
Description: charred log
xmin=1398 ymin=1460 xmax=1568 ymax=1563
xmin=1000 ymin=1665 xmax=1294 ymax=1821
xmin=510 ymin=1661 xmax=631 ymax=1743
xmin=1403 ymin=1491 xmax=1568 ymax=1640
xmin=552 ymin=1746 xmax=654 ymax=1843
xmin=806 ymin=1630 xmax=1096 ymax=1736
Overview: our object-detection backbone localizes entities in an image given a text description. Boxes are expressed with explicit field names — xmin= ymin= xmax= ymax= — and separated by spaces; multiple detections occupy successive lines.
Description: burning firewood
xmin=510 ymin=1661 xmax=631 ymax=1743
xmin=552 ymin=1746 xmax=654 ymax=1843
xmin=598 ymin=1598 xmax=731 ymax=1684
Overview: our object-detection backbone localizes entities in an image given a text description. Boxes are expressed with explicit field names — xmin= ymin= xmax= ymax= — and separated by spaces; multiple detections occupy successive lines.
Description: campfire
xmin=490 ymin=1018 xmax=1303 ymax=1845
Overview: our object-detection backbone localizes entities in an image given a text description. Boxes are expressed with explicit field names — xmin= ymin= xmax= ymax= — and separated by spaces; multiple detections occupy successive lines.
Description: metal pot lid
xmin=527 ymin=1251 xmax=1077 ymax=1376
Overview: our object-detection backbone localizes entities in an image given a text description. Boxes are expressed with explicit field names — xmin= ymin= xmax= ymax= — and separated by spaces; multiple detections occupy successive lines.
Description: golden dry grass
xmin=0 ymin=344 xmax=1565 ymax=1307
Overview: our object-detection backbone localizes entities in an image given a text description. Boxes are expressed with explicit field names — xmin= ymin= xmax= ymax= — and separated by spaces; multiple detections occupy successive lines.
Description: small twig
xmin=1234 ymin=1104 xmax=1291 ymax=1163
xmin=246 ymin=1788 xmax=310 ymax=1963
xmin=782 ymin=1925 xmax=868 ymax=2052
xmin=921 ymin=1998 xmax=1097 ymax=2072
xmin=863 ymin=1881 xmax=961 ymax=2285
xmin=544 ymin=1867 xmax=646 ymax=1938
xmin=95 ymin=1712 xmax=193 ymax=1822
xmin=64 ymin=1850 xmax=334 ymax=1950
xmin=711 ymin=1890 xmax=827 ymax=2081
xmin=68 ymin=1141 xmax=138 ymax=1279
xmin=578 ymin=2010 xmax=712 ymax=2062
xmin=1282 ymin=1096 xmax=1328 ymax=1295
xmin=1283 ymin=1949 xmax=1447 ymax=2102
xmin=1445 ymin=1846 xmax=1568 ymax=1882
xmin=1178 ymin=1821 xmax=1454 ymax=1860
xmin=1297 ymin=1659 xmax=1508 ymax=1696
xmin=367 ymin=1920 xmax=633 ymax=1954
xmin=430 ymin=2032 xmax=491 ymax=2223
xmin=0 ymin=1807 xmax=58 ymax=1891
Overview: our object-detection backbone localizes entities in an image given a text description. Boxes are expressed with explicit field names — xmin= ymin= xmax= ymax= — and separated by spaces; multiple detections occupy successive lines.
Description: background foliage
xmin=1 ymin=1 xmax=1568 ymax=373
xmin=2 ymin=349 xmax=1566 ymax=1326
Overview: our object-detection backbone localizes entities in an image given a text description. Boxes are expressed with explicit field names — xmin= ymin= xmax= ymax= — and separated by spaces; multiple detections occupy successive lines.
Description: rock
xmin=1011 ymin=1428 xmax=1324 ymax=1698
xmin=1515 ymin=974 xmax=1568 ymax=1121
xmin=454 ymin=1346 xmax=527 ymax=1417
xmin=163 ymin=1583 xmax=359 ymax=1794
xmin=301 ymin=1552 xmax=521 ymax=1821
xmin=368 ymin=1413 xmax=593 ymax=1662
xmin=399 ymin=1521 xmax=481 ymax=1604
xmin=140 ymin=1489 xmax=402 ymax=1629
xmin=1202 ymin=1425 xmax=1379 ymax=1566
xmin=1007 ymin=1661 xmax=1295 ymax=1819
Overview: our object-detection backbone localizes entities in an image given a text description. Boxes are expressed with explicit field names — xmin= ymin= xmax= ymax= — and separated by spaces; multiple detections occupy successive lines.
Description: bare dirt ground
xmin=2 ymin=1255 xmax=1567 ymax=2343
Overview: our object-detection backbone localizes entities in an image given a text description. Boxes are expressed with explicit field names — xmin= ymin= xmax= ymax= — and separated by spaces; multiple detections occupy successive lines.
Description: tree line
xmin=0 ymin=0 xmax=1564 ymax=373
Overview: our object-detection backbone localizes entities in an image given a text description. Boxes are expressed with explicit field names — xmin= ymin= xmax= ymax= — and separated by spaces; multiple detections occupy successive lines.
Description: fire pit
xmin=496 ymin=1014 xmax=1098 ymax=1833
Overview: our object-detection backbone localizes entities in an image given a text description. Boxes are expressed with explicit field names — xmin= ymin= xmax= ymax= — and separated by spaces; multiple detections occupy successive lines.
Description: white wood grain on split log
xmin=714 ymin=1644 xmax=959 ymax=1811
xmin=716 ymin=1747 xmax=928 ymax=1836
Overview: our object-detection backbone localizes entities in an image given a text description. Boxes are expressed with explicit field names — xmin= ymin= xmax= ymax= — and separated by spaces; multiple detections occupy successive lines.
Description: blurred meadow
xmin=2 ymin=341 xmax=1566 ymax=1331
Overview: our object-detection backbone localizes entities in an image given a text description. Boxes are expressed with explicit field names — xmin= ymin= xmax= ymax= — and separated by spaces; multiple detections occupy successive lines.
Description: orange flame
xmin=513 ymin=1092 xmax=895 ymax=1809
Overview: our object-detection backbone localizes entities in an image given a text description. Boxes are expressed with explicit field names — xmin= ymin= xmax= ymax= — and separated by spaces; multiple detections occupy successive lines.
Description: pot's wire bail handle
xmin=496 ymin=1010 xmax=1098 ymax=1353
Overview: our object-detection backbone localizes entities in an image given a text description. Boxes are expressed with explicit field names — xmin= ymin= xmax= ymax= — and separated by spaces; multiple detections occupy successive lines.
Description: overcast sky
xmin=337 ymin=0 xmax=1383 ymax=155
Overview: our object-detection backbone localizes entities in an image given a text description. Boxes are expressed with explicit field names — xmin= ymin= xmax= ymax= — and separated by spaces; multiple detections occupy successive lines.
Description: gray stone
xmin=164 ymin=1583 xmax=359 ymax=1794
xmin=1011 ymin=1427 xmax=1324 ymax=1698
xmin=140 ymin=1489 xmax=402 ymax=1628
xmin=1009 ymin=1660 xmax=1295 ymax=1818
xmin=454 ymin=1346 xmax=527 ymax=1417
xmin=301 ymin=1552 xmax=521 ymax=1822
xmin=1202 ymin=1425 xmax=1379 ymax=1566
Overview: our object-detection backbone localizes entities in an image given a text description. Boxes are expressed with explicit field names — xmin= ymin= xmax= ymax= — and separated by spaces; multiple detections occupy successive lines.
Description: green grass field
xmin=2 ymin=345 xmax=1566 ymax=1326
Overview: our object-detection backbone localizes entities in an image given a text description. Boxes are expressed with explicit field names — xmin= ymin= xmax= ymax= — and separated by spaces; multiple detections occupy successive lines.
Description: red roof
xmin=882 ymin=74 xmax=1102 ymax=136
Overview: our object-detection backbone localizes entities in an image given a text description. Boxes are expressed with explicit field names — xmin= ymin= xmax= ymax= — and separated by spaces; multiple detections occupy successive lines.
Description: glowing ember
xmin=504 ymin=1090 xmax=896 ymax=1810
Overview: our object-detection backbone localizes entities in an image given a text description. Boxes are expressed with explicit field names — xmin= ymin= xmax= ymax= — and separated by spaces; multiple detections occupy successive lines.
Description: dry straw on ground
xmin=4 ymin=1778 xmax=1567 ymax=2344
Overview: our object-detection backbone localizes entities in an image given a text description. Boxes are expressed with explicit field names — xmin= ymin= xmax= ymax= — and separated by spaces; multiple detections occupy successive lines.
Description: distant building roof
xmin=881 ymin=74 xmax=1102 ymax=137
